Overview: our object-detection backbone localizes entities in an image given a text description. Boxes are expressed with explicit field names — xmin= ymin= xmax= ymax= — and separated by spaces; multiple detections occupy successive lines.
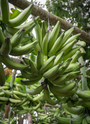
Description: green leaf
xmin=10 ymin=8 xmax=21 ymax=19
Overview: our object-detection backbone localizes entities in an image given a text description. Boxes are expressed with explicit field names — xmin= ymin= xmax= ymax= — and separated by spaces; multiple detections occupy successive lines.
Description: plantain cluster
xmin=0 ymin=0 xmax=90 ymax=123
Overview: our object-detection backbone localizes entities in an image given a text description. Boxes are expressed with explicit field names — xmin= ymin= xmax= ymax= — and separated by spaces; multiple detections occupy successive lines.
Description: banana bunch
xmin=15 ymin=20 xmax=85 ymax=106
xmin=0 ymin=0 xmax=86 ymax=108
xmin=0 ymin=0 xmax=40 ymax=84
xmin=0 ymin=118 xmax=18 ymax=124
xmin=0 ymin=81 xmax=45 ymax=115
xmin=0 ymin=1 xmax=39 ymax=55
xmin=0 ymin=82 xmax=26 ymax=104
xmin=75 ymin=89 xmax=90 ymax=109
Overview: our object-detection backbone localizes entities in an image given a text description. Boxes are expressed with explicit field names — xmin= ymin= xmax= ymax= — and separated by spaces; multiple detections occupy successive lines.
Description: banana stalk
xmin=78 ymin=56 xmax=87 ymax=90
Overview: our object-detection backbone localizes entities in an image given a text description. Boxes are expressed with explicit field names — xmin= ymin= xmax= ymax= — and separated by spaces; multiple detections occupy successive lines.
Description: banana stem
xmin=8 ymin=106 xmax=12 ymax=124
xmin=10 ymin=70 xmax=16 ymax=88
xmin=78 ymin=56 xmax=87 ymax=90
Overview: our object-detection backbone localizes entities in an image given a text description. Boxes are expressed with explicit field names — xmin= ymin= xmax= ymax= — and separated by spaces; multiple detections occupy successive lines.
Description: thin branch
xmin=8 ymin=0 xmax=90 ymax=43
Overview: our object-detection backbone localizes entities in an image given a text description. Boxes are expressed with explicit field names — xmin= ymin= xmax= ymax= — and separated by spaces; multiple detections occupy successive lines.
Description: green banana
xmin=36 ymin=108 xmax=44 ymax=113
xmin=62 ymin=103 xmax=84 ymax=115
xmin=21 ymin=36 xmax=32 ymax=44
xmin=76 ymin=90 xmax=90 ymax=100
xmin=8 ymin=4 xmax=33 ymax=27
xmin=50 ymin=85 xmax=77 ymax=97
xmin=0 ymin=55 xmax=29 ymax=70
xmin=26 ymin=84 xmax=43 ymax=95
xmin=6 ymin=18 xmax=37 ymax=35
xmin=13 ymin=90 xmax=26 ymax=97
xmin=76 ymin=40 xmax=86 ymax=47
xmin=0 ymin=85 xmax=9 ymax=90
xmin=82 ymin=118 xmax=88 ymax=124
xmin=13 ymin=93 xmax=20 ymax=100
xmin=4 ymin=82 xmax=10 ymax=87
xmin=73 ymin=98 xmax=83 ymax=107
xmin=10 ymin=28 xmax=25 ymax=48
xmin=56 ymin=116 xmax=70 ymax=124
xmin=52 ymin=73 xmax=70 ymax=85
xmin=0 ymin=96 xmax=9 ymax=101
xmin=68 ymin=71 xmax=82 ymax=80
xmin=36 ymin=49 xmax=44 ymax=70
xmin=62 ymin=57 xmax=72 ymax=67
xmin=16 ymin=97 xmax=28 ymax=106
xmin=51 ymin=65 xmax=67 ymax=81
xmin=0 ymin=119 xmax=8 ymax=124
xmin=56 ymin=39 xmax=77 ymax=55
xmin=59 ymin=27 xmax=74 ymax=48
xmin=64 ymin=62 xmax=81 ymax=73
xmin=30 ymin=52 xmax=36 ymax=62
xmin=42 ymin=31 xmax=49 ymax=55
xmin=71 ymin=94 xmax=79 ymax=101
xmin=71 ymin=50 xmax=82 ymax=63
xmin=63 ymin=46 xmax=81 ymax=61
xmin=15 ymin=16 xmax=39 ymax=29
xmin=0 ymin=28 xmax=5 ymax=46
xmin=56 ymin=115 xmax=83 ymax=124
xmin=82 ymin=101 xmax=90 ymax=108
xmin=34 ymin=22 xmax=42 ymax=48
xmin=48 ymin=33 xmax=64 ymax=56
xmin=25 ymin=102 xmax=41 ymax=111
xmin=0 ymin=61 xmax=5 ymax=86
xmin=28 ymin=31 xmax=41 ymax=54
xmin=10 ymin=40 xmax=38 ymax=56
xmin=54 ymin=51 xmax=64 ymax=65
xmin=6 ymin=26 xmax=18 ymax=35
xmin=22 ymin=57 xmax=30 ymax=65
xmin=43 ymin=63 xmax=61 ymax=79
xmin=3 ymin=90 xmax=12 ymax=96
xmin=20 ymin=75 xmax=42 ymax=85
xmin=85 ymin=115 xmax=90 ymax=123
xmin=3 ymin=29 xmax=12 ymax=38
xmin=16 ymin=83 xmax=24 ymax=91
xmin=0 ymin=36 xmax=12 ymax=56
xmin=40 ymin=56 xmax=56 ymax=73
xmin=20 ymin=70 xmax=40 ymax=80
xmin=16 ymin=110 xmax=28 ymax=115
xmin=49 ymin=81 xmax=76 ymax=94
xmin=9 ymin=98 xmax=21 ymax=103
xmin=0 ymin=0 xmax=9 ymax=23
xmin=61 ymin=97 xmax=69 ymax=103
xmin=29 ymin=59 xmax=39 ymax=76
xmin=63 ymin=33 xmax=81 ymax=47
xmin=26 ymin=94 xmax=33 ymax=101
xmin=43 ymin=86 xmax=59 ymax=105
xmin=0 ymin=92 xmax=5 ymax=96
xmin=79 ymin=47 xmax=86 ymax=55
xmin=48 ymin=21 xmax=60 ymax=51
xmin=41 ymin=21 xmax=48 ymax=40
xmin=33 ymin=92 xmax=44 ymax=101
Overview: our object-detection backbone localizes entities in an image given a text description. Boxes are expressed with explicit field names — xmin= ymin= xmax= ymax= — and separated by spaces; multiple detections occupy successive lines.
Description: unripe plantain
xmin=0 ymin=37 xmax=12 ymax=56
xmin=0 ymin=61 xmax=5 ymax=86
xmin=8 ymin=4 xmax=33 ymax=27
xmin=1 ymin=0 xmax=9 ymax=23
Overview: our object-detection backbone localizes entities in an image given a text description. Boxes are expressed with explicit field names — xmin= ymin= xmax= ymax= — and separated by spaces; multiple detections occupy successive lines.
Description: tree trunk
xmin=4 ymin=104 xmax=10 ymax=118
xmin=8 ymin=0 xmax=90 ymax=44
xmin=18 ymin=115 xmax=23 ymax=124
xmin=28 ymin=113 xmax=33 ymax=124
